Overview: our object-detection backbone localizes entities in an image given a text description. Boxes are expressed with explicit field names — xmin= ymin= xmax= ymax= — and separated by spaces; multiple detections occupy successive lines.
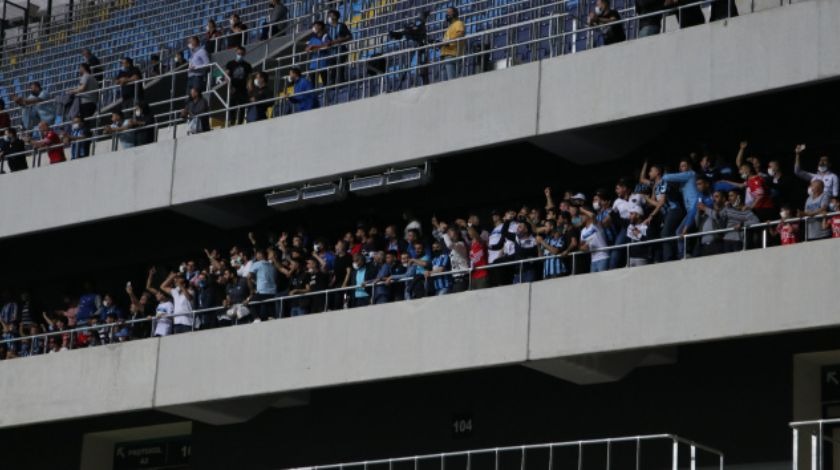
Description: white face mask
xmin=135 ymin=110 xmax=142 ymax=117
xmin=740 ymin=173 xmax=749 ymax=180
xmin=352 ymin=262 xmax=360 ymax=270
xmin=592 ymin=201 xmax=601 ymax=211
xmin=72 ymin=123 xmax=80 ymax=130
xmin=767 ymin=168 xmax=776 ymax=177
xmin=235 ymin=54 xmax=243 ymax=61
xmin=819 ymin=165 xmax=829 ymax=173
xmin=327 ymin=17 xmax=336 ymax=25
xmin=595 ymin=6 xmax=603 ymax=14
xmin=254 ymin=78 xmax=262 ymax=87
xmin=780 ymin=210 xmax=789 ymax=219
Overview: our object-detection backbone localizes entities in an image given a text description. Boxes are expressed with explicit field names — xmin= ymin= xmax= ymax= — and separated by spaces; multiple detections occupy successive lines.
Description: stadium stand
xmin=2 ymin=137 xmax=838 ymax=357
xmin=0 ymin=0 xmax=752 ymax=171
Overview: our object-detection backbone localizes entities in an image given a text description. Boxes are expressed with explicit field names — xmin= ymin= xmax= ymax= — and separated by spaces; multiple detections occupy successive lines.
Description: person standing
xmin=587 ymin=0 xmax=626 ymax=46
xmin=11 ymin=81 xmax=55 ymax=130
xmin=69 ymin=63 xmax=99 ymax=119
xmin=268 ymin=0 xmax=289 ymax=37
xmin=31 ymin=121 xmax=65 ymax=165
xmin=115 ymin=57 xmax=144 ymax=105
xmin=181 ymin=87 xmax=210 ymax=134
xmin=186 ymin=36 xmax=210 ymax=95
xmin=325 ymin=9 xmax=352 ymax=84
xmin=440 ymin=7 xmax=465 ymax=81
xmin=225 ymin=46 xmax=253 ymax=123
xmin=0 ymin=127 xmax=26 ymax=172
xmin=287 ymin=67 xmax=318 ymax=112
xmin=794 ymin=144 xmax=839 ymax=198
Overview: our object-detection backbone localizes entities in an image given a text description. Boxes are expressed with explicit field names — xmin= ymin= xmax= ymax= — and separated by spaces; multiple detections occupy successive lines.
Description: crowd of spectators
xmin=0 ymin=0 xmax=752 ymax=173
xmin=1 ymin=142 xmax=839 ymax=360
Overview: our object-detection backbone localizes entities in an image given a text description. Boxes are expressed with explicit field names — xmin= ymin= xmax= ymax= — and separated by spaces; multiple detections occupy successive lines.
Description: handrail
xmin=1 ymin=210 xmax=836 ymax=352
xmin=300 ymin=434 xmax=723 ymax=470
xmin=0 ymin=0 xmax=778 ymax=168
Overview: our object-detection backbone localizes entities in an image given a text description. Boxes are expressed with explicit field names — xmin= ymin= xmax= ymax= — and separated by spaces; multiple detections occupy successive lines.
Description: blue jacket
xmin=290 ymin=77 xmax=319 ymax=112
xmin=662 ymin=171 xmax=700 ymax=229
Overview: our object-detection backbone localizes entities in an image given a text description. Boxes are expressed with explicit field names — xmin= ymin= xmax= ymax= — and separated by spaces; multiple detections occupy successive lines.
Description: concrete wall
xmin=0 ymin=140 xmax=175 ymax=236
xmin=0 ymin=0 xmax=837 ymax=239
xmin=2 ymin=238 xmax=840 ymax=429
xmin=0 ymin=339 xmax=159 ymax=427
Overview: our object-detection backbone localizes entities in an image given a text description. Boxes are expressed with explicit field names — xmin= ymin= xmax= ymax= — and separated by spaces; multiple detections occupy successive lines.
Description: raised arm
xmin=794 ymin=144 xmax=814 ymax=181
xmin=735 ymin=141 xmax=747 ymax=169
xmin=159 ymin=272 xmax=176 ymax=295
xmin=145 ymin=268 xmax=161 ymax=296
xmin=544 ymin=187 xmax=556 ymax=210
xmin=639 ymin=161 xmax=651 ymax=186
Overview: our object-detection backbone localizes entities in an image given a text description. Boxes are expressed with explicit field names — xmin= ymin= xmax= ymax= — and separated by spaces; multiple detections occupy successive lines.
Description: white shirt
xmin=580 ymin=224 xmax=609 ymax=262
xmin=154 ymin=301 xmax=173 ymax=336
xmin=487 ymin=223 xmax=503 ymax=263
xmin=170 ymin=287 xmax=193 ymax=327
xmin=612 ymin=198 xmax=633 ymax=220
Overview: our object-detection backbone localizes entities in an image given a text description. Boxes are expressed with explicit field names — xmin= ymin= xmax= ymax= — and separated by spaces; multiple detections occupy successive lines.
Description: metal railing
xmin=1 ymin=210 xmax=836 ymax=356
xmin=0 ymin=0 xmax=767 ymax=169
xmin=288 ymin=434 xmax=724 ymax=470
xmin=791 ymin=418 xmax=840 ymax=470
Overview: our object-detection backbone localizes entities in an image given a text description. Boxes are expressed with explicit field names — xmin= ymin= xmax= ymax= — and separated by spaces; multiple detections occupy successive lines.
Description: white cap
xmin=571 ymin=193 xmax=586 ymax=201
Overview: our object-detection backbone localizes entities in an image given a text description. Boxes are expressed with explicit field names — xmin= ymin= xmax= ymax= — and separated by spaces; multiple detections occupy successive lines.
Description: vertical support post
xmin=793 ymin=428 xmax=799 ymax=470
xmin=690 ymin=445 xmax=696 ymax=470
xmin=672 ymin=440 xmax=678 ymax=470
xmin=811 ymin=434 xmax=817 ymax=470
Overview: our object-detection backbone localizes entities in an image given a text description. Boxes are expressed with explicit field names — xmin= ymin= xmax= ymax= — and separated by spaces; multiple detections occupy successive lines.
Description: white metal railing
xmin=0 ymin=0 xmax=776 ymax=168
xmin=790 ymin=418 xmax=840 ymax=470
xmin=286 ymin=435 xmax=724 ymax=470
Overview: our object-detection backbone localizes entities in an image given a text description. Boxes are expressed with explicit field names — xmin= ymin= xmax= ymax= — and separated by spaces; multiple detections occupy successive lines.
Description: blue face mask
xmin=572 ymin=216 xmax=582 ymax=226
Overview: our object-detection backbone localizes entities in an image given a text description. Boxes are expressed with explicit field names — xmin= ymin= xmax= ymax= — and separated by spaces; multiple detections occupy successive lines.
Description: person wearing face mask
xmin=343 ymin=254 xmax=377 ymax=308
xmin=766 ymin=159 xmax=796 ymax=208
xmin=769 ymin=205 xmax=799 ymax=246
xmin=287 ymin=67 xmax=319 ymax=113
xmin=227 ymin=13 xmax=248 ymax=49
xmin=103 ymin=110 xmax=132 ymax=150
xmin=440 ymin=7 xmax=465 ymax=81
xmin=186 ymin=36 xmax=210 ymax=95
xmin=11 ymin=81 xmax=55 ymax=131
xmin=94 ymin=294 xmax=123 ymax=323
xmin=324 ymin=9 xmax=352 ymax=85
xmin=65 ymin=116 xmax=91 ymax=159
xmin=801 ymin=179 xmax=831 ymax=240
xmin=795 ymin=144 xmax=839 ymax=198
xmin=587 ymin=0 xmax=626 ymax=46
xmin=225 ymin=46 xmax=253 ymax=123
xmin=131 ymin=102 xmax=155 ymax=147
xmin=389 ymin=10 xmax=430 ymax=85
xmin=114 ymin=57 xmax=143 ymax=105
xmin=0 ymin=127 xmax=26 ymax=173
xmin=724 ymin=162 xmax=774 ymax=221
xmin=246 ymin=72 xmax=271 ymax=122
